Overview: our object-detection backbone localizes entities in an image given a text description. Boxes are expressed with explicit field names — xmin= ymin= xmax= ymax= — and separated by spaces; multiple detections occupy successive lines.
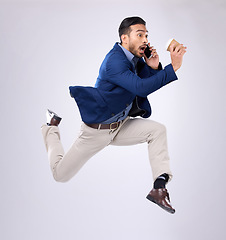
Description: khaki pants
xmin=41 ymin=117 xmax=172 ymax=183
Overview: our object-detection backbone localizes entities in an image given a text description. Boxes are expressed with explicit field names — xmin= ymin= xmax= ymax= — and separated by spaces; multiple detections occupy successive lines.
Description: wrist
xmin=172 ymin=63 xmax=178 ymax=72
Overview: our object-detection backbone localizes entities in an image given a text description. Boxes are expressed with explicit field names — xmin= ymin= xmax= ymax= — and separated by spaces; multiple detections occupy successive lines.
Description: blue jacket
xmin=69 ymin=43 xmax=178 ymax=124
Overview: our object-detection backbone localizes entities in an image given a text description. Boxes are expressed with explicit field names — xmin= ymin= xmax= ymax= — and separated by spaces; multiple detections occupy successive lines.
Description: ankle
xmin=154 ymin=173 xmax=169 ymax=189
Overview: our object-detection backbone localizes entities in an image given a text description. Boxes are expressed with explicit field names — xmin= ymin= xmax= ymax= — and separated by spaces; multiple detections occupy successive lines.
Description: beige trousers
xmin=41 ymin=117 xmax=172 ymax=183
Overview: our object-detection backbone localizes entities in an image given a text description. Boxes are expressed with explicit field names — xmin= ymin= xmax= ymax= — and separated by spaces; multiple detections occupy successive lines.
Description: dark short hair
xmin=118 ymin=16 xmax=146 ymax=42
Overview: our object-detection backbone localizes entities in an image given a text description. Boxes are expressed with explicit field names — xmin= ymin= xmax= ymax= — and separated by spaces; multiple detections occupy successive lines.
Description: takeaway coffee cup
xmin=166 ymin=38 xmax=180 ymax=51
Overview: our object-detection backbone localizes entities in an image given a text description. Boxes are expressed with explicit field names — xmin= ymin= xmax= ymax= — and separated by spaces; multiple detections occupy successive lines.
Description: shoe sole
xmin=47 ymin=109 xmax=62 ymax=121
xmin=47 ymin=109 xmax=62 ymax=122
xmin=146 ymin=194 xmax=175 ymax=214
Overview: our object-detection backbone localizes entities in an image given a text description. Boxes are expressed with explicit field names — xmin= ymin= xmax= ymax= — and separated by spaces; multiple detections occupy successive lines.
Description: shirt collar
xmin=118 ymin=43 xmax=139 ymax=65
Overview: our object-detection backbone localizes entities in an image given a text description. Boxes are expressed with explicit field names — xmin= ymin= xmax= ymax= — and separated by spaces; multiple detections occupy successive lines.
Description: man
xmin=42 ymin=16 xmax=186 ymax=214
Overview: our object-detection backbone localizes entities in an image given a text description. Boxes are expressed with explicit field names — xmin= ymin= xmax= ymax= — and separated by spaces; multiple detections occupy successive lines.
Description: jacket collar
xmin=113 ymin=42 xmax=143 ymax=62
xmin=118 ymin=43 xmax=134 ymax=62
xmin=113 ymin=42 xmax=144 ymax=70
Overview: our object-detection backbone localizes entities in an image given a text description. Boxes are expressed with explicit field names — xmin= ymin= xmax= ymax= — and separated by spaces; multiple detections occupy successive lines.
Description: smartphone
xmin=144 ymin=45 xmax=152 ymax=58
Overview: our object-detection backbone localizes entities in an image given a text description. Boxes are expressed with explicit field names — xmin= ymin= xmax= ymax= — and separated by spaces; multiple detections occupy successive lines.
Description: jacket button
xmin=126 ymin=104 xmax=129 ymax=107
xmin=111 ymin=113 xmax=115 ymax=116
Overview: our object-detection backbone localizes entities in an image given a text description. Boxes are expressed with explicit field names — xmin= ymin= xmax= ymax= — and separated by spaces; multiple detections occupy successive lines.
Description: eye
xmin=138 ymin=34 xmax=142 ymax=37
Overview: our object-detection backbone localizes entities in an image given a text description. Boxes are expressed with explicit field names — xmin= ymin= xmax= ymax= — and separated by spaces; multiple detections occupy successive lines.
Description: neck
xmin=121 ymin=43 xmax=129 ymax=51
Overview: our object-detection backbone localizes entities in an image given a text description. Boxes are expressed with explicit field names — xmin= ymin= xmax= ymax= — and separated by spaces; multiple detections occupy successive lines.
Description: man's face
xmin=122 ymin=24 xmax=149 ymax=58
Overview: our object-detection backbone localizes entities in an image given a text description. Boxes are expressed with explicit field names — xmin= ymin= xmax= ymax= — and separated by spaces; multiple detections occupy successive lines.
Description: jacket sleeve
xmin=105 ymin=53 xmax=178 ymax=98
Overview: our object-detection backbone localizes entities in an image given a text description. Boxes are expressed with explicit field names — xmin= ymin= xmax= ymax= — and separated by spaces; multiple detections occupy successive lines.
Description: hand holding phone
xmin=144 ymin=45 xmax=159 ymax=70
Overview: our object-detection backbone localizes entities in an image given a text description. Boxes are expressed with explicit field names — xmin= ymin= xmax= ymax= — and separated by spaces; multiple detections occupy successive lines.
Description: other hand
xmin=170 ymin=43 xmax=187 ymax=72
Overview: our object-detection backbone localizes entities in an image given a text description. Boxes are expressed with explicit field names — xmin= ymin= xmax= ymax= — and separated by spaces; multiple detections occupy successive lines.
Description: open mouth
xmin=139 ymin=45 xmax=147 ymax=54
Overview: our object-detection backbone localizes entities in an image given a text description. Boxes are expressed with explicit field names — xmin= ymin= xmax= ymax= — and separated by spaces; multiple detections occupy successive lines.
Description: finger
xmin=178 ymin=47 xmax=187 ymax=56
xmin=152 ymin=51 xmax=158 ymax=57
xmin=175 ymin=44 xmax=185 ymax=52
xmin=178 ymin=46 xmax=187 ymax=54
xmin=169 ymin=42 xmax=177 ymax=52
xmin=180 ymin=49 xmax=187 ymax=56
xmin=151 ymin=49 xmax=156 ymax=55
xmin=149 ymin=49 xmax=156 ymax=57
xmin=151 ymin=54 xmax=158 ymax=59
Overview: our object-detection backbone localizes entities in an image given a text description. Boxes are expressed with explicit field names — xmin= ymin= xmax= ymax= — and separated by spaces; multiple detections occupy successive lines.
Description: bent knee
xmin=153 ymin=122 xmax=167 ymax=135
xmin=158 ymin=123 xmax=167 ymax=133
xmin=148 ymin=122 xmax=167 ymax=141
xmin=53 ymin=173 xmax=71 ymax=183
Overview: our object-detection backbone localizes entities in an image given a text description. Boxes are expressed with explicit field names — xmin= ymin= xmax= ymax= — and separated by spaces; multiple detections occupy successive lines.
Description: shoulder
xmin=106 ymin=43 xmax=126 ymax=61
xmin=104 ymin=43 xmax=131 ymax=71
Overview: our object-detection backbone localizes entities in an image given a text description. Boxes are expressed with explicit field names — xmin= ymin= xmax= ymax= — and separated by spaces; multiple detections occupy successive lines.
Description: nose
xmin=143 ymin=36 xmax=148 ymax=44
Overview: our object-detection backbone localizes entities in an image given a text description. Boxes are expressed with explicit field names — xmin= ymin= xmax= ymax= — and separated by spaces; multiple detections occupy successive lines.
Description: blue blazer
xmin=69 ymin=43 xmax=178 ymax=124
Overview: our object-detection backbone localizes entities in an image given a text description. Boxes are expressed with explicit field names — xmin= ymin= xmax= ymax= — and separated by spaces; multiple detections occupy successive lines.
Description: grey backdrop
xmin=1 ymin=0 xmax=226 ymax=239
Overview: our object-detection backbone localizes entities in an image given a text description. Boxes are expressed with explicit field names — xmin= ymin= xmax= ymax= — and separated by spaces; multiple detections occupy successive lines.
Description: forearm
xmin=108 ymin=64 xmax=177 ymax=98
xmin=136 ymin=64 xmax=177 ymax=97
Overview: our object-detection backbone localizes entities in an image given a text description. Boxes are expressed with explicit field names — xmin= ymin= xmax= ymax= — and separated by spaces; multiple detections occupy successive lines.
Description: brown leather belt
xmin=85 ymin=121 xmax=120 ymax=130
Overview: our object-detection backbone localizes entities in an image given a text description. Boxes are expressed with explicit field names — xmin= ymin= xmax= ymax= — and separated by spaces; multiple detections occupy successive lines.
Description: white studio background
xmin=1 ymin=0 xmax=226 ymax=239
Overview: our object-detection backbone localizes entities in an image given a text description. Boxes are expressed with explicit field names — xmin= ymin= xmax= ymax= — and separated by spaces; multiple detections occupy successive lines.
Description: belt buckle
xmin=110 ymin=122 xmax=119 ymax=131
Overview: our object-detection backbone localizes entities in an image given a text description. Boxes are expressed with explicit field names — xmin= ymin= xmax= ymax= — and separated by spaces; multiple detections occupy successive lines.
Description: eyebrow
xmin=136 ymin=30 xmax=149 ymax=33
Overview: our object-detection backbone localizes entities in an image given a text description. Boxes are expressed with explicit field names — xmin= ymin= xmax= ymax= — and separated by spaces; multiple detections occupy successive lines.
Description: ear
xmin=121 ymin=34 xmax=128 ymax=45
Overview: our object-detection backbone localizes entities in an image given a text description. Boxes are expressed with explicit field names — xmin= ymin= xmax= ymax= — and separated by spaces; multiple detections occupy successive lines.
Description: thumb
xmin=169 ymin=43 xmax=176 ymax=52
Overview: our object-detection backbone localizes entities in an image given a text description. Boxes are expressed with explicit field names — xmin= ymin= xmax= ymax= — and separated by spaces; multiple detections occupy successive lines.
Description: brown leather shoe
xmin=146 ymin=188 xmax=175 ymax=214
xmin=46 ymin=109 xmax=62 ymax=126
